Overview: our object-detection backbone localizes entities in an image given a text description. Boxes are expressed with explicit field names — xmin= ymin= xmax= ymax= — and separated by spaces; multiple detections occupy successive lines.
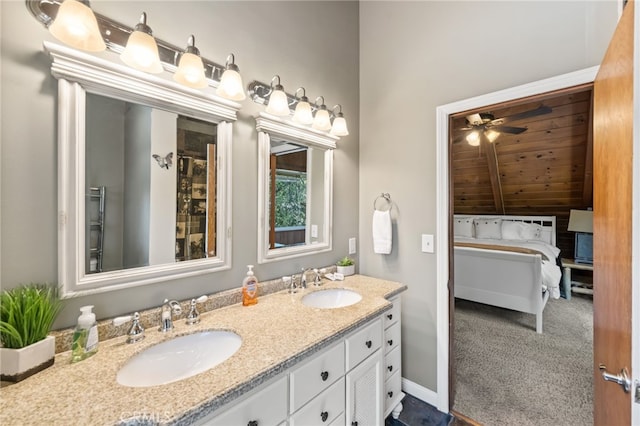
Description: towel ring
xmin=374 ymin=193 xmax=392 ymax=211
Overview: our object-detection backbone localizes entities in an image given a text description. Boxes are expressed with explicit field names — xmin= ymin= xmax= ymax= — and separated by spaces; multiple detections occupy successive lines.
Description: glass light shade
xmin=466 ymin=131 xmax=480 ymax=146
xmin=330 ymin=116 xmax=349 ymax=136
xmin=293 ymin=101 xmax=313 ymax=124
xmin=48 ymin=0 xmax=106 ymax=52
xmin=484 ymin=129 xmax=500 ymax=143
xmin=313 ymin=109 xmax=332 ymax=131
xmin=174 ymin=52 xmax=207 ymax=88
xmin=217 ymin=69 xmax=246 ymax=101
xmin=121 ymin=30 xmax=163 ymax=74
xmin=266 ymin=89 xmax=290 ymax=116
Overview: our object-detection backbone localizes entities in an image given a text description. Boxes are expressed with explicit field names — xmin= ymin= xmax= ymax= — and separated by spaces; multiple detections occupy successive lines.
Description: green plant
xmin=337 ymin=256 xmax=355 ymax=267
xmin=0 ymin=283 xmax=63 ymax=349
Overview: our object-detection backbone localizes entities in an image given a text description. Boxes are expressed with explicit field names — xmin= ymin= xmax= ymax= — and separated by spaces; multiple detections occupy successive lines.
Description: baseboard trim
xmin=401 ymin=377 xmax=439 ymax=408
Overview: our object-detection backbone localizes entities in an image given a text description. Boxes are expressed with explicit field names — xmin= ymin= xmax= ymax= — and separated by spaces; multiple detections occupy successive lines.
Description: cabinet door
xmin=345 ymin=349 xmax=382 ymax=426
xmin=203 ymin=376 xmax=288 ymax=426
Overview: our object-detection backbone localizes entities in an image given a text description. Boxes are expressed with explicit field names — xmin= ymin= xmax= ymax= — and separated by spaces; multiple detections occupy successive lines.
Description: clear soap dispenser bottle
xmin=242 ymin=265 xmax=258 ymax=306
xmin=71 ymin=305 xmax=99 ymax=363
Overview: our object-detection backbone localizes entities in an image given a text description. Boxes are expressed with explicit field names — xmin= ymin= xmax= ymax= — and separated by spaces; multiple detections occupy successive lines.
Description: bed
xmin=453 ymin=215 xmax=562 ymax=333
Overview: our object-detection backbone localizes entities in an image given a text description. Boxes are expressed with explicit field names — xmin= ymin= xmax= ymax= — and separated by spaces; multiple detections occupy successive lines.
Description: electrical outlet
xmin=422 ymin=234 xmax=434 ymax=253
xmin=349 ymin=237 xmax=357 ymax=254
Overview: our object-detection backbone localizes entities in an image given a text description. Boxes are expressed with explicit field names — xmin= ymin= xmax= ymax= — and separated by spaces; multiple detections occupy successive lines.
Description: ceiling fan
xmin=455 ymin=105 xmax=552 ymax=146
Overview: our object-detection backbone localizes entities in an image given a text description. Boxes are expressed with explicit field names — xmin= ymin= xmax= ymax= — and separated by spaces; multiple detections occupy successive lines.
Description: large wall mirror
xmin=256 ymin=113 xmax=335 ymax=263
xmin=46 ymin=42 xmax=239 ymax=296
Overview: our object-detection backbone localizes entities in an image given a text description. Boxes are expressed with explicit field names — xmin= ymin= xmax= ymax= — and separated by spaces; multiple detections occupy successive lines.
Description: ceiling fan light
xmin=466 ymin=131 xmax=480 ymax=146
xmin=485 ymin=129 xmax=500 ymax=143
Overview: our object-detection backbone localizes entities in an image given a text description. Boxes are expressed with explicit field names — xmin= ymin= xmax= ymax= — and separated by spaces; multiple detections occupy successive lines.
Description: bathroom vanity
xmin=0 ymin=275 xmax=406 ymax=425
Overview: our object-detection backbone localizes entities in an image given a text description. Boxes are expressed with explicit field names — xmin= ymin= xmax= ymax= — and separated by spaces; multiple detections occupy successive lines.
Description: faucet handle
xmin=113 ymin=312 xmax=145 ymax=344
xmin=313 ymin=268 xmax=322 ymax=286
xmin=186 ymin=295 xmax=208 ymax=325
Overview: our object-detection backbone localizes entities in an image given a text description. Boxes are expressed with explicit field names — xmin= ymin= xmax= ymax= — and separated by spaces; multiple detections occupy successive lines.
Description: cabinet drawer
xmin=383 ymin=298 xmax=401 ymax=329
xmin=384 ymin=370 xmax=402 ymax=414
xmin=384 ymin=320 xmax=401 ymax=354
xmin=290 ymin=342 xmax=345 ymax=412
xmin=384 ymin=345 xmax=401 ymax=382
xmin=290 ymin=377 xmax=345 ymax=426
xmin=206 ymin=376 xmax=288 ymax=426
xmin=346 ymin=318 xmax=382 ymax=370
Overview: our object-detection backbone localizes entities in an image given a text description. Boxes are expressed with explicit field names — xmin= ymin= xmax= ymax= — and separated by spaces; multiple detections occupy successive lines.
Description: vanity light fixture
xmin=121 ymin=12 xmax=163 ymax=74
xmin=216 ymin=54 xmax=246 ymax=101
xmin=48 ymin=0 xmax=105 ymax=52
xmin=173 ymin=35 xmax=207 ymax=88
xmin=292 ymin=87 xmax=314 ymax=125
xmin=466 ymin=131 xmax=480 ymax=146
xmin=265 ymin=75 xmax=290 ymax=116
xmin=330 ymin=104 xmax=349 ymax=136
xmin=312 ymin=96 xmax=332 ymax=131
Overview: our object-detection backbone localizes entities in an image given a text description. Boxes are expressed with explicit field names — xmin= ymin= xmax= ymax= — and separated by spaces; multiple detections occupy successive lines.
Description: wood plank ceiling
xmin=450 ymin=84 xmax=594 ymax=257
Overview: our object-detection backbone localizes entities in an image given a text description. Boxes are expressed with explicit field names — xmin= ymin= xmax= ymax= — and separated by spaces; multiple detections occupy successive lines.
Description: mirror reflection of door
xmin=269 ymin=141 xmax=308 ymax=249
xmin=85 ymin=93 xmax=217 ymax=274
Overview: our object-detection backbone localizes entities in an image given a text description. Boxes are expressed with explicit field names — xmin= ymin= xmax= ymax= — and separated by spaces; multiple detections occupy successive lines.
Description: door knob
xmin=599 ymin=364 xmax=631 ymax=392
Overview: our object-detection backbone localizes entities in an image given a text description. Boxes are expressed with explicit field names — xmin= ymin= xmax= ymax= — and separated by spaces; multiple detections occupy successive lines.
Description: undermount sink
xmin=301 ymin=288 xmax=362 ymax=309
xmin=116 ymin=330 xmax=242 ymax=387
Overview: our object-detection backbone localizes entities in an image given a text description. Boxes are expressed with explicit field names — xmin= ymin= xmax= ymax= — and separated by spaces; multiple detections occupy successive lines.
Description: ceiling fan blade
xmin=491 ymin=125 xmax=528 ymax=134
xmin=494 ymin=105 xmax=552 ymax=125
xmin=466 ymin=113 xmax=482 ymax=126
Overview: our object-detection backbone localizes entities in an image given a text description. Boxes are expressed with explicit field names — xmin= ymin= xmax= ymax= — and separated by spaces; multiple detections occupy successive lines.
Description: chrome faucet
xmin=159 ymin=299 xmax=182 ymax=332
xmin=185 ymin=295 xmax=208 ymax=325
xmin=113 ymin=312 xmax=145 ymax=344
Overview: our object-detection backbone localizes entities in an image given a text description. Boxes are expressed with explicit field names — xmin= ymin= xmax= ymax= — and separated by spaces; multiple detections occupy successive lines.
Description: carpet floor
xmin=452 ymin=295 xmax=593 ymax=426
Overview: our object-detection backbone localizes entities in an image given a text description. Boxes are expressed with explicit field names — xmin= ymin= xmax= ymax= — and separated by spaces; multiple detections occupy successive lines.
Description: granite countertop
xmin=0 ymin=275 xmax=406 ymax=425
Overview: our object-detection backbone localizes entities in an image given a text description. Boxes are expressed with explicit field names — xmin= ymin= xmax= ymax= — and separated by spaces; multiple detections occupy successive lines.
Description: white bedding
xmin=455 ymin=237 xmax=563 ymax=299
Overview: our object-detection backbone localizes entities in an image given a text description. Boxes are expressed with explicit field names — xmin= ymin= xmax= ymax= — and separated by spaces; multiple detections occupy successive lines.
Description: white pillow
xmin=454 ymin=217 xmax=474 ymax=238
xmin=501 ymin=221 xmax=524 ymax=240
xmin=521 ymin=222 xmax=543 ymax=240
xmin=475 ymin=218 xmax=502 ymax=239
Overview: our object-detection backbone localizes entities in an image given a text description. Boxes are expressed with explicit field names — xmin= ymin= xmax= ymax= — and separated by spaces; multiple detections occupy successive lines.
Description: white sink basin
xmin=301 ymin=288 xmax=362 ymax=309
xmin=117 ymin=330 xmax=242 ymax=387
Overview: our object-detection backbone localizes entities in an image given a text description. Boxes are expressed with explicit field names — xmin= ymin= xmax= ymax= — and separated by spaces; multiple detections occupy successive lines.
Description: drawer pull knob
xmin=388 ymin=365 xmax=393 ymax=372
xmin=321 ymin=411 xmax=329 ymax=422
xmin=248 ymin=421 xmax=258 ymax=426
xmin=351 ymin=422 xmax=359 ymax=426
xmin=387 ymin=314 xmax=393 ymax=320
xmin=320 ymin=371 xmax=329 ymax=381
xmin=387 ymin=339 xmax=393 ymax=346
xmin=365 ymin=340 xmax=372 ymax=349
xmin=388 ymin=391 xmax=394 ymax=398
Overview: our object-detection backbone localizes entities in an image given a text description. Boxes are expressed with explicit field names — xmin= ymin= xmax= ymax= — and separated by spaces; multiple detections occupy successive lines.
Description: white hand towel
xmin=372 ymin=209 xmax=392 ymax=254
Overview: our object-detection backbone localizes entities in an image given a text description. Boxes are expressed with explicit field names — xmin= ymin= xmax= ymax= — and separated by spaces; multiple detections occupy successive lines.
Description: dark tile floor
xmin=385 ymin=393 xmax=471 ymax=426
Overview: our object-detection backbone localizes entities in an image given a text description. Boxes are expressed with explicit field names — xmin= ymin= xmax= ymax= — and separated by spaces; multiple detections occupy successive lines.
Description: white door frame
xmin=434 ymin=66 xmax=601 ymax=413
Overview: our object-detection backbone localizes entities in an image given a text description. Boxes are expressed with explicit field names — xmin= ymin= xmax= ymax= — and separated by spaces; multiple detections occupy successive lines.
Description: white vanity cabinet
xmin=383 ymin=296 xmax=405 ymax=418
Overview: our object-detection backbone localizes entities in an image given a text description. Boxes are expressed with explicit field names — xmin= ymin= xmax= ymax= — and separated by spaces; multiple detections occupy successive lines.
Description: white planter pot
xmin=336 ymin=265 xmax=355 ymax=276
xmin=0 ymin=335 xmax=55 ymax=382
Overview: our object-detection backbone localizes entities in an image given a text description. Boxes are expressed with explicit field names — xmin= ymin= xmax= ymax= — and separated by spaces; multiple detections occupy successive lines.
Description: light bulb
xmin=485 ymin=129 xmax=500 ymax=143
xmin=466 ymin=131 xmax=480 ymax=146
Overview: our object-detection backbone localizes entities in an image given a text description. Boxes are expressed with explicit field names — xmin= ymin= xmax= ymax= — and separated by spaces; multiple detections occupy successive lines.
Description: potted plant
xmin=336 ymin=256 xmax=356 ymax=276
xmin=0 ymin=283 xmax=63 ymax=382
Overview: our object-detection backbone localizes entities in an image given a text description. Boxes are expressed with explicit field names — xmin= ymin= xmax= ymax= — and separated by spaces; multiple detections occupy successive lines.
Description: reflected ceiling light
xmin=48 ymin=0 xmax=105 ymax=52
xmin=312 ymin=96 xmax=331 ymax=131
xmin=484 ymin=129 xmax=500 ymax=143
xmin=265 ymin=75 xmax=290 ymax=116
xmin=330 ymin=104 xmax=349 ymax=136
xmin=121 ymin=12 xmax=163 ymax=74
xmin=173 ymin=35 xmax=207 ymax=88
xmin=292 ymin=87 xmax=313 ymax=125
xmin=466 ymin=131 xmax=480 ymax=146
xmin=216 ymin=54 xmax=246 ymax=101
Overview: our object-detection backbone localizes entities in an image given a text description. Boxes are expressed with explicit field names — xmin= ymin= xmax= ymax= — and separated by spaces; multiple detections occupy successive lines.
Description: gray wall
xmin=359 ymin=1 xmax=617 ymax=392
xmin=0 ymin=1 xmax=359 ymax=326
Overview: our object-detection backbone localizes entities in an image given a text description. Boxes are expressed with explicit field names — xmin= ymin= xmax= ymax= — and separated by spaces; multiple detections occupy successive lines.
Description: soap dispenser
xmin=71 ymin=305 xmax=99 ymax=363
xmin=242 ymin=265 xmax=258 ymax=306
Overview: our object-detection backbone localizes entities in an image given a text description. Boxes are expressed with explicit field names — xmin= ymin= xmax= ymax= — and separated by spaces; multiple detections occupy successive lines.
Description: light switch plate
xmin=422 ymin=234 xmax=434 ymax=253
xmin=311 ymin=224 xmax=318 ymax=238
xmin=349 ymin=237 xmax=357 ymax=254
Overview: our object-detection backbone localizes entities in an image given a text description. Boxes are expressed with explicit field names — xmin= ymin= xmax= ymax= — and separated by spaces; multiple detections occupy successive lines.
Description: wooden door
xmin=593 ymin=0 xmax=634 ymax=423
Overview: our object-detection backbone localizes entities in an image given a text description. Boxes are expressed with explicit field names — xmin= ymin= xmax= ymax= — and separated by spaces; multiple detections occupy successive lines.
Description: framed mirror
xmin=256 ymin=113 xmax=336 ymax=263
xmin=46 ymin=42 xmax=239 ymax=296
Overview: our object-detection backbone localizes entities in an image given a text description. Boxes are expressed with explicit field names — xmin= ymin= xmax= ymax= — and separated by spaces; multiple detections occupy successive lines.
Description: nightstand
xmin=561 ymin=258 xmax=594 ymax=300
